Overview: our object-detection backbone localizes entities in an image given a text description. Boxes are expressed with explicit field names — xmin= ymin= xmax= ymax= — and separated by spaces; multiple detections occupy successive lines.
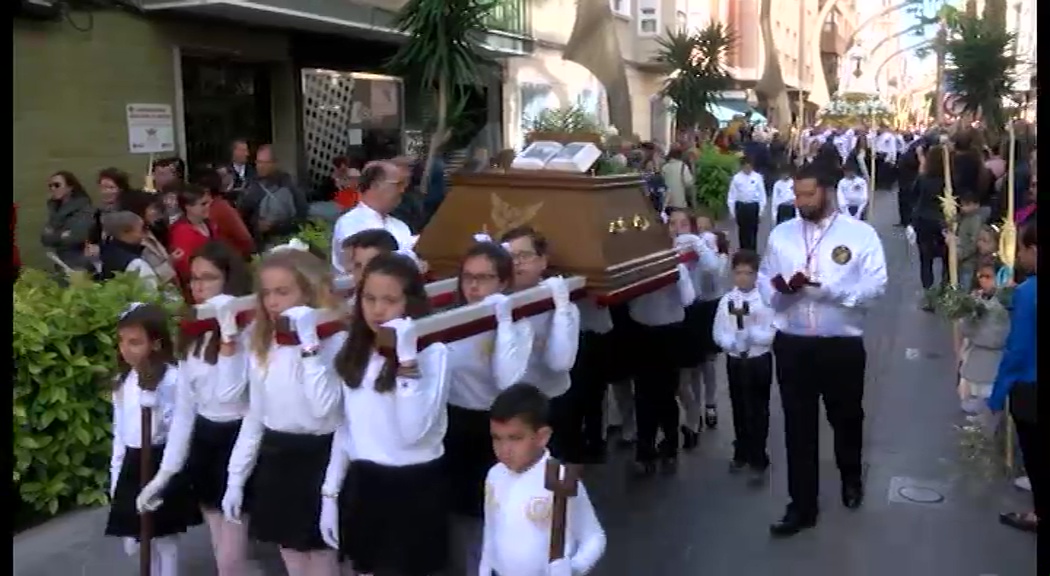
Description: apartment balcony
xmin=136 ymin=0 xmax=532 ymax=56
xmin=820 ymin=22 xmax=847 ymax=55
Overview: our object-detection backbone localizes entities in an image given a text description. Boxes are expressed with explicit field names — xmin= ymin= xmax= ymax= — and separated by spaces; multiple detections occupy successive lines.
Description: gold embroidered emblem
xmin=525 ymin=496 xmax=552 ymax=524
xmin=831 ymin=245 xmax=852 ymax=265
xmin=484 ymin=481 xmax=498 ymax=511
xmin=490 ymin=194 xmax=544 ymax=238
xmin=478 ymin=334 xmax=495 ymax=358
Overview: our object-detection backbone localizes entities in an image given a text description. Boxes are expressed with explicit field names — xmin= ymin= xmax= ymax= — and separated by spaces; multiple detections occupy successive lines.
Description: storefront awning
xmin=706 ymin=101 xmax=767 ymax=126
xmin=138 ymin=0 xmax=531 ymax=56
xmin=705 ymin=103 xmax=743 ymax=125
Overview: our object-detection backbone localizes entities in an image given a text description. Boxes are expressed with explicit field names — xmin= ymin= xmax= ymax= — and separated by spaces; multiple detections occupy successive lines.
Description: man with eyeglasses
xmin=330 ymin=160 xmax=415 ymax=274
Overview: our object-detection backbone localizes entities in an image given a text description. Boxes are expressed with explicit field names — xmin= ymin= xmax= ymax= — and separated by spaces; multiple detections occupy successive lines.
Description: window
xmin=638 ymin=0 xmax=659 ymax=35
xmin=610 ymin=0 xmax=631 ymax=17
xmin=676 ymin=10 xmax=687 ymax=33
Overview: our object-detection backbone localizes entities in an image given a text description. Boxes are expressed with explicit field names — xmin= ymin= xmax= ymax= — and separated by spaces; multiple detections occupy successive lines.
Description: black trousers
xmin=633 ymin=322 xmax=682 ymax=462
xmin=917 ymin=230 xmax=949 ymax=290
xmin=564 ymin=330 xmax=610 ymax=463
xmin=735 ymin=201 xmax=761 ymax=251
xmin=727 ymin=352 xmax=774 ymax=468
xmin=875 ymin=154 xmax=897 ymax=190
xmin=773 ymin=332 xmax=866 ymax=515
xmin=1011 ymin=385 xmax=1043 ymax=523
xmin=897 ymin=179 xmax=916 ymax=225
xmin=547 ymin=390 xmax=575 ymax=463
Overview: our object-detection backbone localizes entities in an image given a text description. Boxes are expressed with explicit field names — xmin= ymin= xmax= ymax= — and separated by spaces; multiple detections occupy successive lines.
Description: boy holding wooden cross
xmin=480 ymin=384 xmax=606 ymax=576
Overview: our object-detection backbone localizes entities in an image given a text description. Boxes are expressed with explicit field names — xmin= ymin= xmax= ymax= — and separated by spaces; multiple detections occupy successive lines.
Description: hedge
xmin=693 ymin=144 xmax=741 ymax=219
xmin=13 ymin=270 xmax=179 ymax=523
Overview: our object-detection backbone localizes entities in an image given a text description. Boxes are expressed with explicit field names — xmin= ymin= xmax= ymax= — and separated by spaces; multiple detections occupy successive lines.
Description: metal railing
xmin=484 ymin=0 xmax=530 ymax=36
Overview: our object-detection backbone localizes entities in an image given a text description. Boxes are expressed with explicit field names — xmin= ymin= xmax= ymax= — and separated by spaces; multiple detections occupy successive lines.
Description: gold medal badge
xmin=831 ymin=245 xmax=852 ymax=265
xmin=525 ymin=496 xmax=552 ymax=525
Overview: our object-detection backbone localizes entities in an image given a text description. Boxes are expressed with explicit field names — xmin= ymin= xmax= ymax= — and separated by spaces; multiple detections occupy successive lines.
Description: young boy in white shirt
xmin=711 ymin=249 xmax=776 ymax=486
xmin=836 ymin=161 xmax=869 ymax=219
xmin=480 ymin=384 xmax=606 ymax=576
xmin=771 ymin=165 xmax=797 ymax=225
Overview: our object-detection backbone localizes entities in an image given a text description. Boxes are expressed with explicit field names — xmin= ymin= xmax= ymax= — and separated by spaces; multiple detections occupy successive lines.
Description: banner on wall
xmin=126 ymin=103 xmax=175 ymax=155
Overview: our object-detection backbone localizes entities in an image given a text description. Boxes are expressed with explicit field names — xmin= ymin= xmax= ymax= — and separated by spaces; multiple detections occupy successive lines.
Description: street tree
xmin=945 ymin=13 xmax=1019 ymax=138
xmin=654 ymin=23 xmax=737 ymax=136
xmin=388 ymin=0 xmax=497 ymax=198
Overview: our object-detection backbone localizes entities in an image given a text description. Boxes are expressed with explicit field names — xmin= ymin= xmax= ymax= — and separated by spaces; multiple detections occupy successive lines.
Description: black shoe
xmin=630 ymin=460 xmax=657 ymax=479
xmin=729 ymin=459 xmax=748 ymax=474
xmin=661 ymin=457 xmax=679 ymax=476
xmin=681 ymin=427 xmax=699 ymax=451
xmin=769 ymin=508 xmax=818 ymax=537
xmin=704 ymin=405 xmax=718 ymax=429
xmin=841 ymin=481 xmax=864 ymax=509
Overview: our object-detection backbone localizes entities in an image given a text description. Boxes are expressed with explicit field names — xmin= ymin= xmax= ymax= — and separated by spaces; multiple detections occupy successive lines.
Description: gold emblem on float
xmin=832 ymin=245 xmax=852 ymax=265
xmin=525 ymin=496 xmax=552 ymax=524
xmin=491 ymin=194 xmax=543 ymax=237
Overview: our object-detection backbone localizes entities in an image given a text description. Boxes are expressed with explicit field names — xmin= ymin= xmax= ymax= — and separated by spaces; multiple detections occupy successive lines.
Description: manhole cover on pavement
xmin=897 ymin=486 xmax=945 ymax=503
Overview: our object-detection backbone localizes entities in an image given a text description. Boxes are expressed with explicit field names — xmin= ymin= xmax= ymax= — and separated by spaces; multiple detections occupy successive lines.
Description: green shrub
xmin=693 ymin=144 xmax=741 ymax=219
xmin=299 ymin=218 xmax=334 ymax=257
xmin=13 ymin=270 xmax=179 ymax=519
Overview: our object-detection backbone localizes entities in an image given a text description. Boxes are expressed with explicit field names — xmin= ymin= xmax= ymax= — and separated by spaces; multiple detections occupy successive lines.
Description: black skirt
xmin=694 ymin=298 xmax=722 ymax=357
xmin=105 ymin=445 xmax=203 ymax=539
xmin=678 ymin=301 xmax=709 ymax=368
xmin=340 ymin=458 xmax=449 ymax=575
xmin=185 ymin=415 xmax=248 ymax=511
xmin=247 ymin=429 xmax=334 ymax=551
xmin=444 ymin=405 xmax=495 ymax=518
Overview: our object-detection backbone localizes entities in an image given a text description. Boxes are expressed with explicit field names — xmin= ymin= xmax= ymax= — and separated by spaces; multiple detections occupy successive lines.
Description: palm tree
xmin=756 ymin=0 xmax=791 ymax=132
xmin=945 ymin=13 xmax=1018 ymax=138
xmin=388 ymin=0 xmax=498 ymax=198
xmin=653 ymin=23 xmax=736 ymax=137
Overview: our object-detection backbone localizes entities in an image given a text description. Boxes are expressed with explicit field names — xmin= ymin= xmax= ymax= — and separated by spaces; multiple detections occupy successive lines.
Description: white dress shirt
xmin=577 ymin=298 xmax=613 ymax=334
xmin=712 ymin=287 xmax=777 ymax=358
xmin=447 ymin=320 xmax=534 ymax=411
xmin=832 ymin=132 xmax=855 ymax=161
xmin=331 ymin=202 xmax=415 ymax=273
xmin=320 ymin=344 xmax=450 ymax=495
xmin=698 ymin=248 xmax=730 ymax=303
xmin=875 ymin=132 xmax=900 ymax=163
xmin=110 ymin=366 xmax=179 ymax=482
xmin=226 ymin=329 xmax=348 ymax=489
xmin=760 ymin=214 xmax=888 ymax=338
xmin=836 ymin=176 xmax=869 ymax=216
xmin=479 ymin=452 xmax=606 ymax=576
xmin=771 ymin=179 xmax=797 ymax=212
xmin=158 ymin=331 xmax=251 ymax=475
xmin=628 ymin=264 xmax=695 ymax=326
xmin=522 ymin=304 xmax=581 ymax=399
xmin=726 ymin=171 xmax=767 ymax=218
xmin=679 ymin=233 xmax=722 ymax=303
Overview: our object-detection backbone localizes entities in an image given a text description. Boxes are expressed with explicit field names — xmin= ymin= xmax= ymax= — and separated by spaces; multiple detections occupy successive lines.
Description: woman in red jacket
xmin=167 ymin=183 xmax=218 ymax=295
xmin=194 ymin=168 xmax=256 ymax=258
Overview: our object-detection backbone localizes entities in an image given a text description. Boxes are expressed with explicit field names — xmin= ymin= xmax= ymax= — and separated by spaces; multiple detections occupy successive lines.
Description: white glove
xmin=221 ymin=485 xmax=244 ymax=524
xmin=548 ymin=558 xmax=573 ymax=576
xmin=281 ymin=306 xmax=320 ymax=350
xmin=382 ymin=317 xmax=419 ymax=365
xmin=205 ymin=294 xmax=239 ymax=342
xmin=136 ymin=470 xmax=173 ymax=513
xmin=122 ymin=537 xmax=138 ymax=557
xmin=905 ymin=225 xmax=917 ymax=246
xmin=733 ymin=331 xmax=750 ymax=354
xmin=674 ymin=233 xmax=701 ymax=254
xmin=483 ymin=293 xmax=514 ymax=324
xmin=319 ymin=496 xmax=340 ymax=550
xmin=541 ymin=276 xmax=571 ymax=309
xmin=138 ymin=389 xmax=158 ymax=409
xmin=473 ymin=233 xmax=493 ymax=243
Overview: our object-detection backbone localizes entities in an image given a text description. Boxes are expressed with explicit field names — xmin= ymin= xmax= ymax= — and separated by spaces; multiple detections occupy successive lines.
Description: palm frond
xmin=945 ymin=13 xmax=1018 ymax=125
xmin=388 ymin=0 xmax=499 ymax=89
xmin=654 ymin=23 xmax=737 ymax=131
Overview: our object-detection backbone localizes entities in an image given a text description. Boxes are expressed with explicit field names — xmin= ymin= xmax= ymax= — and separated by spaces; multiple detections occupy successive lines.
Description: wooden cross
xmin=137 ymin=362 xmax=161 ymax=576
xmin=728 ymin=300 xmax=751 ymax=358
xmin=544 ymin=458 xmax=583 ymax=562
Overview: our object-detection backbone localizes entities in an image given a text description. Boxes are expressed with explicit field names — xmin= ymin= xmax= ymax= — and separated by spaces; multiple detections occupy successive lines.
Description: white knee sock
xmin=153 ymin=535 xmax=179 ymax=576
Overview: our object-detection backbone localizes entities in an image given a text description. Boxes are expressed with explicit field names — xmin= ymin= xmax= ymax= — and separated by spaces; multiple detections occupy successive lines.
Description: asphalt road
xmin=12 ymin=189 xmax=1037 ymax=576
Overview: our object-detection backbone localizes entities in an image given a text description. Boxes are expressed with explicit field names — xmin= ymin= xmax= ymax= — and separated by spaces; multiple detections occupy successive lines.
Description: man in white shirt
xmin=330 ymin=161 xmax=415 ymax=274
xmin=874 ymin=127 xmax=900 ymax=191
xmin=835 ymin=162 xmax=869 ymax=219
xmin=726 ymin=157 xmax=766 ymax=252
xmin=760 ymin=161 xmax=887 ymax=538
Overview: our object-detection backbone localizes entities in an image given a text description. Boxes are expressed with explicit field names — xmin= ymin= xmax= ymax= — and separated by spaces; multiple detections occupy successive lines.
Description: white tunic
xmin=521 ymin=304 xmax=581 ymax=399
xmin=226 ymin=329 xmax=348 ymax=489
xmin=158 ymin=331 xmax=250 ymax=475
xmin=836 ymin=176 xmax=869 ymax=215
xmin=577 ymin=298 xmax=613 ymax=335
xmin=447 ymin=320 xmax=534 ymax=411
xmin=771 ymin=179 xmax=797 ymax=212
xmin=712 ymin=287 xmax=777 ymax=358
xmin=628 ymin=264 xmax=695 ymax=326
xmin=479 ymin=452 xmax=606 ymax=576
xmin=330 ymin=202 xmax=414 ymax=273
xmin=110 ymin=366 xmax=179 ymax=481
xmin=760 ymin=214 xmax=887 ymax=338
xmin=726 ymin=172 xmax=767 ymax=217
